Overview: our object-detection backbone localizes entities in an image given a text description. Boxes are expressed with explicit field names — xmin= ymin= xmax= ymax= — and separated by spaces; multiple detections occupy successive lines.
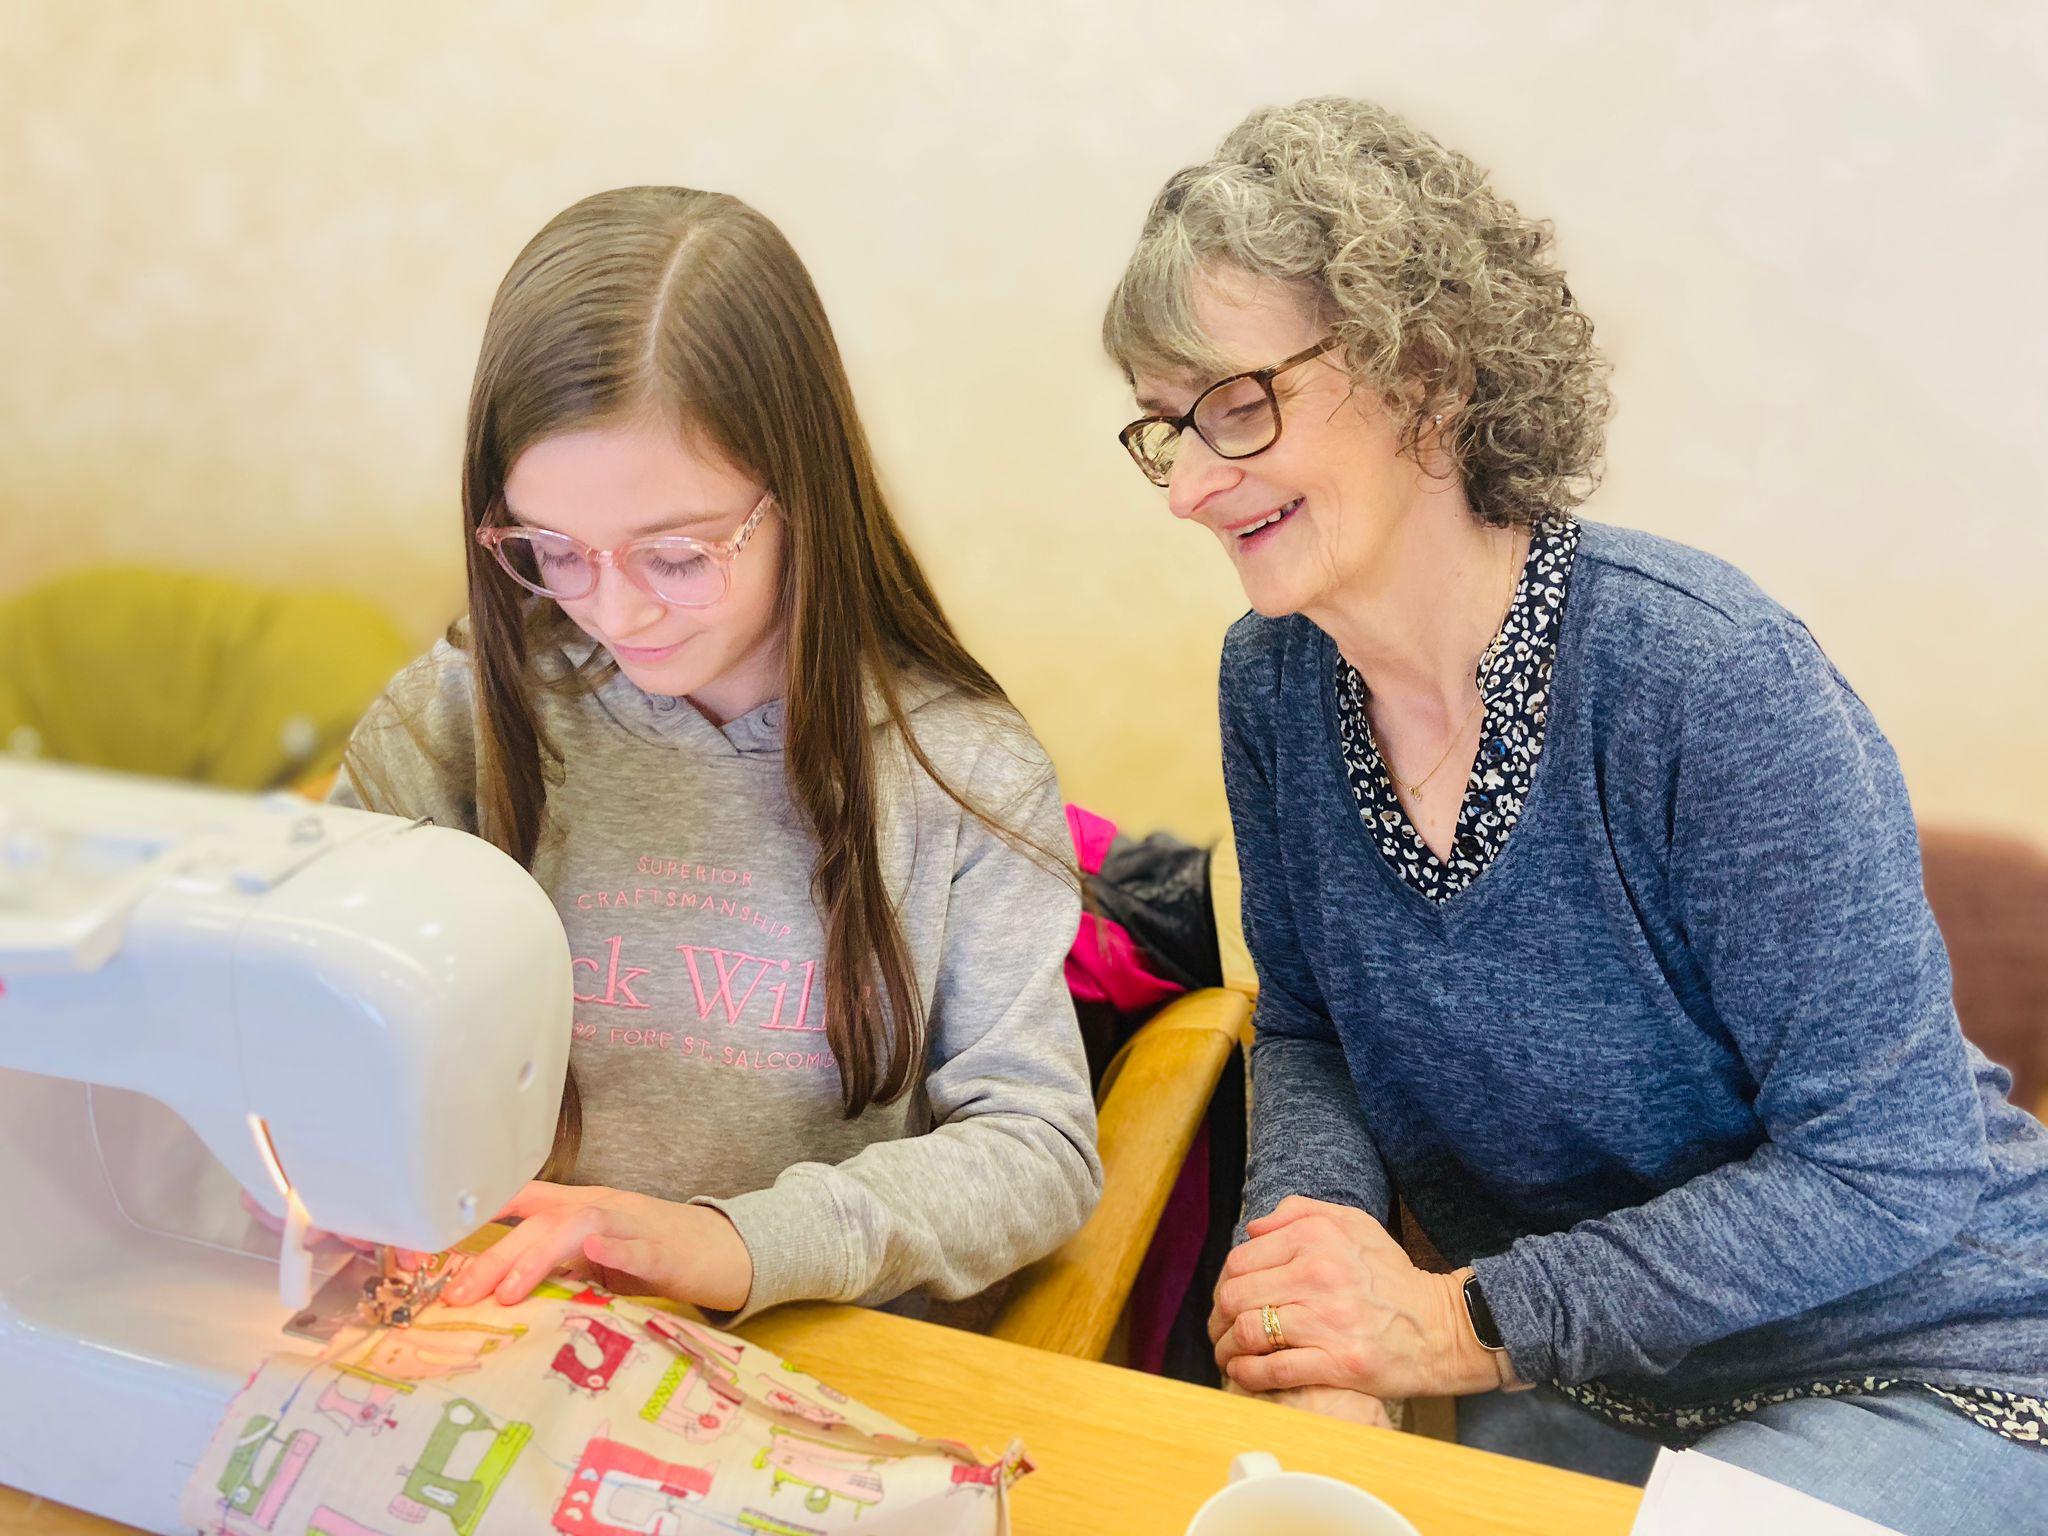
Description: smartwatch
xmin=1462 ymin=1272 xmax=1506 ymax=1352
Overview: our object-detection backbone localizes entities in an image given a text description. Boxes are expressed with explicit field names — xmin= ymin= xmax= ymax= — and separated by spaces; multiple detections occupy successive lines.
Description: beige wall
xmin=4 ymin=2 xmax=2044 ymax=845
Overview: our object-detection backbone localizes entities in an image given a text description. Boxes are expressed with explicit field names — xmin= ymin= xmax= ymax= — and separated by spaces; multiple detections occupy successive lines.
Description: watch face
xmin=1464 ymin=1274 xmax=1505 ymax=1351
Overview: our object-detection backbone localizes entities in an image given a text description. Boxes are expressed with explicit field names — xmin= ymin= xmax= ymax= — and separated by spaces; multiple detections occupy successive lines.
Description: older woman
xmin=1103 ymin=98 xmax=2046 ymax=1530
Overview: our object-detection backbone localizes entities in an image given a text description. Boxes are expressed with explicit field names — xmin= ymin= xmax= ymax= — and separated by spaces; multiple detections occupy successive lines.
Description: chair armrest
xmin=991 ymin=986 xmax=1250 ymax=1359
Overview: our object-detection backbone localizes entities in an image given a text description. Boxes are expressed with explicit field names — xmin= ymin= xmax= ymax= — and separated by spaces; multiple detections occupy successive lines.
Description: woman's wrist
xmin=1435 ymin=1267 xmax=1517 ymax=1394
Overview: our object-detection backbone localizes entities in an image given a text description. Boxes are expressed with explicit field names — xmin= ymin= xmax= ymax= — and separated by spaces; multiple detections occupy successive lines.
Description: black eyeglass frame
xmin=1117 ymin=335 xmax=1343 ymax=487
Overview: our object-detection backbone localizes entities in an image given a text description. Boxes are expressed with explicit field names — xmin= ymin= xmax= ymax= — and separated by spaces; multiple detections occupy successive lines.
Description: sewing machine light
xmin=249 ymin=1112 xmax=316 ymax=1311
xmin=248 ymin=1112 xmax=290 ymax=1201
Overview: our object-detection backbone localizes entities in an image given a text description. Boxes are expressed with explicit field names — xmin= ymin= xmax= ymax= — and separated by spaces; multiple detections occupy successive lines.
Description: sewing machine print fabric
xmin=178 ymin=1275 xmax=1028 ymax=1535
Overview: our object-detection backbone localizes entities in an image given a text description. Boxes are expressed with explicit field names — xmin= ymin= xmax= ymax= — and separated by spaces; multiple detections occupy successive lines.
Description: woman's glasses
xmin=477 ymin=491 xmax=774 ymax=609
xmin=1118 ymin=336 xmax=1341 ymax=487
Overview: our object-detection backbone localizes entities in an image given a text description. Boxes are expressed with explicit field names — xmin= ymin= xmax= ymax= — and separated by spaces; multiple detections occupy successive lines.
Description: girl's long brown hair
xmin=434 ymin=187 xmax=1059 ymax=1177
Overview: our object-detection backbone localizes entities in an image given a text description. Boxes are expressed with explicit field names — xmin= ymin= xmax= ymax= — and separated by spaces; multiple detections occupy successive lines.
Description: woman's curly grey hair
xmin=1105 ymin=97 xmax=1612 ymax=528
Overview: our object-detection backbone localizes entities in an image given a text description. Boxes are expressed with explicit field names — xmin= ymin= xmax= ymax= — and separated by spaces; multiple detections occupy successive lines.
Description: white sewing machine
xmin=0 ymin=759 xmax=572 ymax=1533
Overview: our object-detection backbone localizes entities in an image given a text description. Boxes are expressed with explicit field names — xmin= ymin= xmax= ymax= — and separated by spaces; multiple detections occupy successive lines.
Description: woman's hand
xmin=1207 ymin=1195 xmax=1507 ymax=1399
xmin=1263 ymin=1385 xmax=1398 ymax=1430
xmin=1224 ymin=1354 xmax=1398 ymax=1427
xmin=439 ymin=1182 xmax=754 ymax=1313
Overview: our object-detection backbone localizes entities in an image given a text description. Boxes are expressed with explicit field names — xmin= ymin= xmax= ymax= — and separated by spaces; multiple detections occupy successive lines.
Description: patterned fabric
xmin=1335 ymin=518 xmax=1579 ymax=903
xmin=1559 ymin=1375 xmax=2048 ymax=1452
xmin=177 ymin=1263 xmax=1026 ymax=1534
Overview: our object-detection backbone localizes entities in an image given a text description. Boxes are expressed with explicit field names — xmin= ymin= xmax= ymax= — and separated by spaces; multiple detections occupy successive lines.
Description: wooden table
xmin=0 ymin=1301 xmax=1638 ymax=1536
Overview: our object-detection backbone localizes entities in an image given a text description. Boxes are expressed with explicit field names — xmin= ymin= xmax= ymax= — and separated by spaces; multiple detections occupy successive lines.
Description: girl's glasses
xmin=477 ymin=491 xmax=774 ymax=609
xmin=1118 ymin=336 xmax=1341 ymax=487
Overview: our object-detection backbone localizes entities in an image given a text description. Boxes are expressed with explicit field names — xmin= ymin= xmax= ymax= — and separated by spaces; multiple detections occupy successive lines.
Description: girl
xmin=333 ymin=186 xmax=1100 ymax=1322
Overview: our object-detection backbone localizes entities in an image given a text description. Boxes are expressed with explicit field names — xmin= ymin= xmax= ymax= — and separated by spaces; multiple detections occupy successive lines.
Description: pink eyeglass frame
xmin=476 ymin=490 xmax=775 ymax=608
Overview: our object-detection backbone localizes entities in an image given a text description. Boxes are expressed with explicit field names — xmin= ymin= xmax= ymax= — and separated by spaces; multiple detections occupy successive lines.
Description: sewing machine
xmin=0 ymin=759 xmax=572 ymax=1533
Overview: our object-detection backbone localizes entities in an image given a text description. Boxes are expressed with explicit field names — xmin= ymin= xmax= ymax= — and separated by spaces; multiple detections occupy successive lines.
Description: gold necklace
xmin=1373 ymin=535 xmax=1523 ymax=801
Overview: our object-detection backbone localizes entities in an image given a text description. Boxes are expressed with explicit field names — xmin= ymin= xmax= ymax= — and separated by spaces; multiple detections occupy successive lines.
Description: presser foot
xmin=282 ymin=1249 xmax=464 ymax=1342
xmin=361 ymin=1246 xmax=459 ymax=1327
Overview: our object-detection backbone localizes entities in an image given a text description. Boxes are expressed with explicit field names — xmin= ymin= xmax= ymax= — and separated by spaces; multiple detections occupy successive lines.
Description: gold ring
xmin=1260 ymin=1303 xmax=1287 ymax=1351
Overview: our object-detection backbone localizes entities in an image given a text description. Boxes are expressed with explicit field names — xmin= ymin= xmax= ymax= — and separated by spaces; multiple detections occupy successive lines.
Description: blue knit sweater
xmin=1226 ymin=521 xmax=2048 ymax=1406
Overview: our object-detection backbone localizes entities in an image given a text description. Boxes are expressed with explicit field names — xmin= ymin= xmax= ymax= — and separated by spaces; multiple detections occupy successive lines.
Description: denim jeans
xmin=1457 ymin=1386 xmax=2048 ymax=1535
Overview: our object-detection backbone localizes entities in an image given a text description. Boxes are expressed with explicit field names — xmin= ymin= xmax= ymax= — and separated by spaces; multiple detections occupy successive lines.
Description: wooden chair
xmin=991 ymin=986 xmax=1252 ymax=1360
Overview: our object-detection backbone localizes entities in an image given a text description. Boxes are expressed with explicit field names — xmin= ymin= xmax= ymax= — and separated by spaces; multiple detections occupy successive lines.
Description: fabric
xmin=1065 ymin=802 xmax=1218 ymax=1019
xmin=1334 ymin=518 xmax=1578 ymax=902
xmin=332 ymin=631 xmax=1099 ymax=1323
xmin=1459 ymin=1384 xmax=2048 ymax=1536
xmin=1066 ymin=802 xmax=1118 ymax=875
xmin=1077 ymin=824 xmax=1221 ymax=995
xmin=1552 ymin=1371 xmax=2048 ymax=1451
xmin=1223 ymin=520 xmax=2048 ymax=1420
xmin=0 ymin=565 xmax=409 ymax=789
xmin=178 ymin=1270 xmax=1025 ymax=1535
xmin=1064 ymin=806 xmax=1185 ymax=1018
xmin=1458 ymin=1385 xmax=1664 ymax=1486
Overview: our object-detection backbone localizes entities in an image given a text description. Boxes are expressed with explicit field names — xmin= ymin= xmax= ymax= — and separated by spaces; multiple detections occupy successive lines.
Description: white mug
xmin=1184 ymin=1452 xmax=1422 ymax=1536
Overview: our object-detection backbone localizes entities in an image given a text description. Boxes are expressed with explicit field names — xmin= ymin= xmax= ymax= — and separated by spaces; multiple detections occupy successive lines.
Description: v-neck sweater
xmin=1223 ymin=520 xmax=2048 ymax=1409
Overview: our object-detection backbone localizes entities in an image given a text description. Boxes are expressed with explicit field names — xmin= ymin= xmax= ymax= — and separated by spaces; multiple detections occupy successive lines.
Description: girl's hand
xmin=439 ymin=1181 xmax=754 ymax=1313
xmin=1207 ymin=1195 xmax=1504 ymax=1399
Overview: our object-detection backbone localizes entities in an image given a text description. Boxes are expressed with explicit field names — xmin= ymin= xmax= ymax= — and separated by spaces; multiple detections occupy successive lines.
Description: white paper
xmin=1630 ymin=1447 xmax=1906 ymax=1535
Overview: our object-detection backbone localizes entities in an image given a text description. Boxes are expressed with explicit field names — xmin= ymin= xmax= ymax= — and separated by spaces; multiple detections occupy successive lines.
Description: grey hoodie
xmin=332 ymin=633 xmax=1100 ymax=1320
